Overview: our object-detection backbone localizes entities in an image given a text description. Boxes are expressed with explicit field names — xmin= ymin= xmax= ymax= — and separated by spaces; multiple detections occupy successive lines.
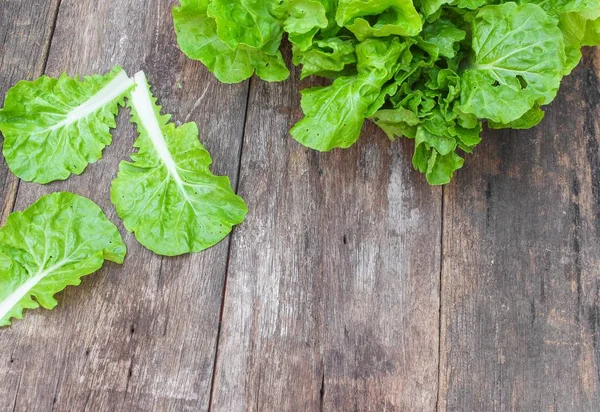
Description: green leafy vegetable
xmin=459 ymin=3 xmax=567 ymax=124
xmin=174 ymin=0 xmax=600 ymax=184
xmin=173 ymin=0 xmax=289 ymax=83
xmin=336 ymin=0 xmax=423 ymax=40
xmin=0 ymin=192 xmax=125 ymax=327
xmin=291 ymin=37 xmax=406 ymax=150
xmin=111 ymin=72 xmax=248 ymax=256
xmin=285 ymin=0 xmax=329 ymax=50
xmin=0 ymin=67 xmax=134 ymax=183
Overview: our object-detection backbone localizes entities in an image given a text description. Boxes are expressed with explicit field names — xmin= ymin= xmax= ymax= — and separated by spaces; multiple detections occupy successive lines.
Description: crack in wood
xmin=10 ymin=367 xmax=24 ymax=412
xmin=436 ymin=186 xmax=445 ymax=412
xmin=319 ymin=367 xmax=325 ymax=412
xmin=207 ymin=75 xmax=253 ymax=412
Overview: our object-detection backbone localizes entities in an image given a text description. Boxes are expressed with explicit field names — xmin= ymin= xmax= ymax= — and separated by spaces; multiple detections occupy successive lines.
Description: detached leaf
xmin=459 ymin=3 xmax=567 ymax=124
xmin=0 ymin=67 xmax=134 ymax=184
xmin=111 ymin=72 xmax=248 ymax=256
xmin=0 ymin=192 xmax=126 ymax=327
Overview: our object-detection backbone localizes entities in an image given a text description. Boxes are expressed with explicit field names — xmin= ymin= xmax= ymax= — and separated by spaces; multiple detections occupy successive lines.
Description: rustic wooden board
xmin=0 ymin=0 xmax=61 ymax=223
xmin=438 ymin=49 xmax=600 ymax=411
xmin=0 ymin=1 xmax=248 ymax=411
xmin=0 ymin=1 xmax=62 ymax=410
xmin=209 ymin=64 xmax=443 ymax=411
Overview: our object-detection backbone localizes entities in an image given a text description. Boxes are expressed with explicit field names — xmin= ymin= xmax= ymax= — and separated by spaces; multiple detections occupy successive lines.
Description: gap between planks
xmin=207 ymin=76 xmax=253 ymax=411
xmin=435 ymin=185 xmax=445 ymax=412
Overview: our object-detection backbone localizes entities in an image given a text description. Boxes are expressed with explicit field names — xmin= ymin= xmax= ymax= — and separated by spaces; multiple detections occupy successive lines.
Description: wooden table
xmin=1 ymin=1 xmax=599 ymax=411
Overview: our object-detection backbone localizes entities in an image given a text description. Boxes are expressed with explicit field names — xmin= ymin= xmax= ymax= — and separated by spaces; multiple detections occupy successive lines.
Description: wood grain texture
xmin=0 ymin=1 xmax=62 ymax=410
xmin=0 ymin=0 xmax=61 ymax=224
xmin=0 ymin=1 xmax=248 ymax=411
xmin=210 ymin=64 xmax=442 ymax=411
xmin=438 ymin=49 xmax=600 ymax=411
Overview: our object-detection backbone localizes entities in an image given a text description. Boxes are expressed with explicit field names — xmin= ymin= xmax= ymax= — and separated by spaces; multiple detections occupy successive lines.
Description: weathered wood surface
xmin=209 ymin=68 xmax=442 ymax=411
xmin=0 ymin=2 xmax=599 ymax=411
xmin=439 ymin=49 xmax=600 ymax=411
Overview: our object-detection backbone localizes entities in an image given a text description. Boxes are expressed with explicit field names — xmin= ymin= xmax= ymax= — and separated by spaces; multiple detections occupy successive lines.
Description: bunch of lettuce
xmin=173 ymin=0 xmax=600 ymax=184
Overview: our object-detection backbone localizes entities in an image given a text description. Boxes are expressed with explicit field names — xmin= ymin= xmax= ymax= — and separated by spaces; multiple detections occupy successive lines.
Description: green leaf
xmin=583 ymin=17 xmax=600 ymax=44
xmin=420 ymin=0 xmax=452 ymax=17
xmin=454 ymin=0 xmax=487 ymax=10
xmin=450 ymin=123 xmax=483 ymax=149
xmin=293 ymin=37 xmax=357 ymax=79
xmin=0 ymin=192 xmax=126 ymax=327
xmin=413 ymin=127 xmax=464 ymax=185
xmin=371 ymin=107 xmax=421 ymax=140
xmin=111 ymin=72 xmax=248 ymax=256
xmin=459 ymin=3 xmax=567 ymax=124
xmin=519 ymin=0 xmax=600 ymax=17
xmin=291 ymin=37 xmax=406 ymax=151
xmin=0 ymin=67 xmax=134 ymax=184
xmin=336 ymin=0 xmax=422 ymax=40
xmin=422 ymin=19 xmax=466 ymax=59
xmin=173 ymin=0 xmax=289 ymax=83
xmin=291 ymin=76 xmax=370 ymax=150
xmin=285 ymin=0 xmax=329 ymax=50
xmin=559 ymin=12 xmax=600 ymax=71
xmin=488 ymin=102 xmax=546 ymax=129
xmin=206 ymin=0 xmax=285 ymax=51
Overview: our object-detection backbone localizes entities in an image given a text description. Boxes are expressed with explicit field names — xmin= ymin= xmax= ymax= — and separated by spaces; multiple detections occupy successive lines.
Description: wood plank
xmin=439 ymin=49 xmax=600 ymax=411
xmin=0 ymin=1 xmax=248 ymax=411
xmin=0 ymin=1 xmax=61 ymax=410
xmin=0 ymin=0 xmax=61 ymax=223
xmin=210 ymin=64 xmax=442 ymax=410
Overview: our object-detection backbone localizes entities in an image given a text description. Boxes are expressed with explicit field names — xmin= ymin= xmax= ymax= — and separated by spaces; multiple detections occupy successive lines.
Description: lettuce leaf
xmin=173 ymin=0 xmax=289 ymax=83
xmin=422 ymin=19 xmax=466 ymax=59
xmin=207 ymin=0 xmax=285 ymax=52
xmin=285 ymin=0 xmax=330 ymax=50
xmin=0 ymin=192 xmax=126 ymax=327
xmin=291 ymin=37 xmax=406 ymax=151
xmin=520 ymin=0 xmax=600 ymax=16
xmin=293 ymin=37 xmax=357 ymax=79
xmin=459 ymin=3 xmax=567 ymax=124
xmin=336 ymin=0 xmax=422 ymax=40
xmin=559 ymin=11 xmax=600 ymax=71
xmin=111 ymin=72 xmax=248 ymax=256
xmin=0 ymin=67 xmax=134 ymax=183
